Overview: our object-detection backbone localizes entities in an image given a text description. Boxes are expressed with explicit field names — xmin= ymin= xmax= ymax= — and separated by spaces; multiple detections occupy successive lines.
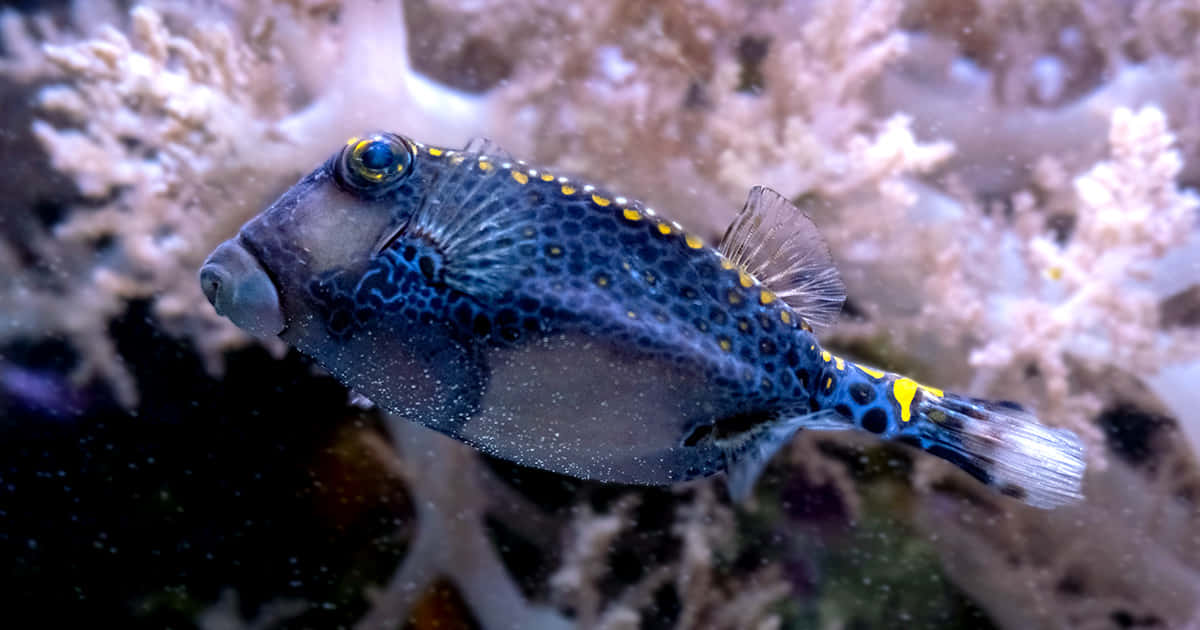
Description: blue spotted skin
xmin=213 ymin=135 xmax=1084 ymax=507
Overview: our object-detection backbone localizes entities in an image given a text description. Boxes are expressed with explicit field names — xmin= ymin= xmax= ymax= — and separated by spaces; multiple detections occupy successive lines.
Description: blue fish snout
xmin=200 ymin=239 xmax=286 ymax=339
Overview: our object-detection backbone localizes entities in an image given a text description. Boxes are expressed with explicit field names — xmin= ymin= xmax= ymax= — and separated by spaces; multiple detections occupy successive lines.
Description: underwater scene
xmin=2 ymin=0 xmax=1198 ymax=628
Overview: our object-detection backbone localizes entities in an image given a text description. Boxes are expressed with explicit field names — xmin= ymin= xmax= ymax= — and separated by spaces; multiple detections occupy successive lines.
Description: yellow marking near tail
xmin=592 ymin=194 xmax=611 ymax=206
xmin=346 ymin=136 xmax=360 ymax=146
xmin=685 ymin=234 xmax=703 ymax=249
xmin=540 ymin=173 xmax=555 ymax=181
xmin=738 ymin=271 xmax=754 ymax=288
xmin=834 ymin=357 xmax=845 ymax=371
xmin=623 ymin=208 xmax=642 ymax=221
xmin=478 ymin=160 xmax=493 ymax=171
xmin=562 ymin=185 xmax=576 ymax=195
xmin=759 ymin=290 xmax=776 ymax=305
xmin=821 ymin=351 xmax=832 ymax=362
xmin=780 ymin=311 xmax=792 ymax=325
xmin=858 ymin=365 xmax=885 ymax=379
xmin=428 ymin=147 xmax=443 ymax=156
xmin=511 ymin=171 xmax=529 ymax=184
xmin=657 ymin=223 xmax=672 ymax=235
xmin=720 ymin=259 xmax=735 ymax=270
xmin=892 ymin=377 xmax=945 ymax=423
xmin=719 ymin=338 xmax=732 ymax=351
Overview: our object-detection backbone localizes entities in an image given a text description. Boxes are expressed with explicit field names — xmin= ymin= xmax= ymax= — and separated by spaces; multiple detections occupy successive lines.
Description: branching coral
xmin=2 ymin=0 xmax=492 ymax=404
xmin=551 ymin=484 xmax=789 ymax=630
xmin=899 ymin=105 xmax=1200 ymax=462
xmin=915 ymin=437 xmax=1200 ymax=629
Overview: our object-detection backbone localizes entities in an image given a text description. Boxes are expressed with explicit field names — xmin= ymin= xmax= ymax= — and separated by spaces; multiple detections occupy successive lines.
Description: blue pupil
xmin=360 ymin=142 xmax=395 ymax=170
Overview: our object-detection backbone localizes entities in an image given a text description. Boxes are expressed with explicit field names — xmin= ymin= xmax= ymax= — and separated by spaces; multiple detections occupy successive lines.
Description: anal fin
xmin=719 ymin=187 xmax=846 ymax=330
xmin=721 ymin=410 xmax=848 ymax=502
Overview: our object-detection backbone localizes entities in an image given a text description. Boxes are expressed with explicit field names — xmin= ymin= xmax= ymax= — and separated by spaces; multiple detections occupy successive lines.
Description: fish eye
xmin=335 ymin=132 xmax=415 ymax=195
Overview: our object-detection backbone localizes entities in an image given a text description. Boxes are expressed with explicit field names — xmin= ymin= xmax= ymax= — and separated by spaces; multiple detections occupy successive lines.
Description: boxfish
xmin=200 ymin=132 xmax=1085 ymax=508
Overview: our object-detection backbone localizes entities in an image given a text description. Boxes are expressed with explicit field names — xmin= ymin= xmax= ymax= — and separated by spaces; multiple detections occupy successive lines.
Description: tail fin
xmin=897 ymin=395 xmax=1086 ymax=509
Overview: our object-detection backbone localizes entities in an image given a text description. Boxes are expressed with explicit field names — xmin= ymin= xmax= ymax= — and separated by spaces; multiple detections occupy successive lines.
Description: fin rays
xmin=719 ymin=187 xmax=846 ymax=329
xmin=910 ymin=396 xmax=1085 ymax=509
xmin=720 ymin=410 xmax=848 ymax=502
xmin=402 ymin=138 xmax=532 ymax=297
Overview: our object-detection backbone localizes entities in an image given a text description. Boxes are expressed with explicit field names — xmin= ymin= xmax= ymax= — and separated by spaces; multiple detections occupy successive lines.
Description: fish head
xmin=200 ymin=132 xmax=433 ymax=343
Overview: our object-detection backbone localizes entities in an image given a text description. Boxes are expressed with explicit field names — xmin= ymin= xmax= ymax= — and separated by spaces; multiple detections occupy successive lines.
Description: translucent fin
xmin=719 ymin=187 xmax=846 ymax=329
xmin=463 ymin=136 xmax=515 ymax=162
xmin=721 ymin=410 xmax=848 ymax=502
xmin=902 ymin=395 xmax=1086 ymax=509
xmin=399 ymin=140 xmax=534 ymax=298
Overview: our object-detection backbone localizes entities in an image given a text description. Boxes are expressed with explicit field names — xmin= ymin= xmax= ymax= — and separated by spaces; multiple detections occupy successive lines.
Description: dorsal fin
xmin=462 ymin=136 xmax=515 ymax=162
xmin=398 ymin=140 xmax=533 ymax=298
xmin=719 ymin=187 xmax=846 ymax=330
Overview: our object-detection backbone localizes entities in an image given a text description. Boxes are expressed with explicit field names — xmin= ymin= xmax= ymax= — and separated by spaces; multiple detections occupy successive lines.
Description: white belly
xmin=458 ymin=332 xmax=722 ymax=483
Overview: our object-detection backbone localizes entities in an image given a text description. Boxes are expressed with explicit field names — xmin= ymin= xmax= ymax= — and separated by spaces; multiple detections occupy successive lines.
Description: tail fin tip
xmin=916 ymin=396 xmax=1086 ymax=509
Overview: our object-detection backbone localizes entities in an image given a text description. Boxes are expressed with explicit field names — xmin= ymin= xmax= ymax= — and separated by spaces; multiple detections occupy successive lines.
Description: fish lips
xmin=200 ymin=238 xmax=286 ymax=339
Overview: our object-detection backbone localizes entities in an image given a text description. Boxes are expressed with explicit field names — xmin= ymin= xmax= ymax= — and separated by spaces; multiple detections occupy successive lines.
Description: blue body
xmin=202 ymin=133 xmax=1085 ymax=507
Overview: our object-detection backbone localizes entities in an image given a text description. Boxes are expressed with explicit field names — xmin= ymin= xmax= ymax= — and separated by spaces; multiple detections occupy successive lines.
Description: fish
xmin=200 ymin=132 xmax=1085 ymax=508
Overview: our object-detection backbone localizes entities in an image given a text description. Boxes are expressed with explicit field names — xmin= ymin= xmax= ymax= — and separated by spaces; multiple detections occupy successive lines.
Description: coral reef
xmin=3 ymin=0 xmax=1200 ymax=628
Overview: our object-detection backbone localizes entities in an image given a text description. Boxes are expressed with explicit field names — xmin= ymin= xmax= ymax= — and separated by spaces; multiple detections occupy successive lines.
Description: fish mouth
xmin=199 ymin=237 xmax=286 ymax=339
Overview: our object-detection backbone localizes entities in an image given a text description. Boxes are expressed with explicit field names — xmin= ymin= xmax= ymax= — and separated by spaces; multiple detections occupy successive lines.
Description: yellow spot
xmin=428 ymin=147 xmax=443 ymax=156
xmin=738 ymin=271 xmax=753 ymax=288
xmin=890 ymin=379 xmax=942 ymax=422
xmin=727 ymin=290 xmax=742 ymax=305
xmin=548 ymin=246 xmax=562 ymax=257
xmin=643 ymin=272 xmax=655 ymax=285
xmin=858 ymin=365 xmax=886 ymax=379
xmin=478 ymin=160 xmax=493 ymax=171
xmin=511 ymin=171 xmax=529 ymax=184
xmin=354 ymin=139 xmax=372 ymax=154
xmin=592 ymin=194 xmax=611 ymax=206
xmin=759 ymin=290 xmax=776 ymax=305
xmin=834 ymin=357 xmax=845 ymax=371
xmin=595 ymin=274 xmax=609 ymax=287
xmin=540 ymin=173 xmax=555 ymax=181
xmin=346 ymin=136 xmax=360 ymax=146
xmin=623 ymin=208 xmax=642 ymax=221
xmin=450 ymin=155 xmax=465 ymax=165
xmin=780 ymin=311 xmax=792 ymax=325
xmin=821 ymin=351 xmax=832 ymax=362
xmin=720 ymin=259 xmax=734 ymax=270
xmin=719 ymin=338 xmax=732 ymax=351
xmin=893 ymin=378 xmax=919 ymax=423
xmin=825 ymin=377 xmax=833 ymax=391
xmin=627 ymin=311 xmax=637 ymax=319
xmin=562 ymin=185 xmax=576 ymax=195
xmin=685 ymin=234 xmax=703 ymax=249
xmin=799 ymin=321 xmax=813 ymax=332
xmin=1046 ymin=266 xmax=1063 ymax=280
xmin=657 ymin=223 xmax=672 ymax=235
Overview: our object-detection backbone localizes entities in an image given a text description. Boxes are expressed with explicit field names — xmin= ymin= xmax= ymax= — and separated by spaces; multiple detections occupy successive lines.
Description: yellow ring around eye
xmin=338 ymin=132 xmax=416 ymax=193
